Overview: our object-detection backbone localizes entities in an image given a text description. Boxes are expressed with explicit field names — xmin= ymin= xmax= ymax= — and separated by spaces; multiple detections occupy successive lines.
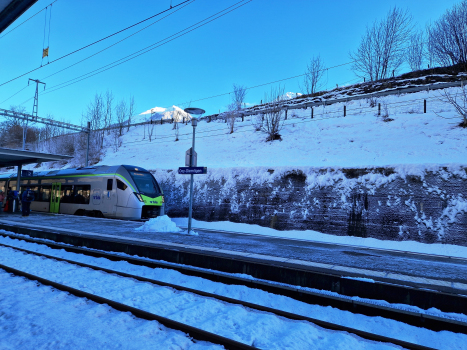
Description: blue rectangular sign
xmin=21 ymin=170 xmax=33 ymax=177
xmin=178 ymin=167 xmax=207 ymax=175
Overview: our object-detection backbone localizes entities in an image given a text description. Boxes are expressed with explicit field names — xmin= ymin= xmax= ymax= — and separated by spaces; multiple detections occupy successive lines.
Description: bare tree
xmin=115 ymin=99 xmax=127 ymax=136
xmin=255 ymin=86 xmax=286 ymax=141
xmin=407 ymin=30 xmax=425 ymax=71
xmin=104 ymin=90 xmax=114 ymax=137
xmin=302 ymin=55 xmax=325 ymax=95
xmin=428 ymin=0 xmax=467 ymax=68
xmin=350 ymin=7 xmax=413 ymax=81
xmin=437 ymin=86 xmax=467 ymax=127
xmin=174 ymin=121 xmax=180 ymax=141
xmin=127 ymin=96 xmax=135 ymax=131
xmin=232 ymin=84 xmax=247 ymax=110
xmin=224 ymin=103 xmax=237 ymax=134
xmin=83 ymin=94 xmax=105 ymax=163
xmin=149 ymin=123 xmax=156 ymax=141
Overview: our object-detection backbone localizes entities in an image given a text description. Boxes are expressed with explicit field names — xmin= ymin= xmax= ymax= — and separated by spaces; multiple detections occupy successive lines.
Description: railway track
xmin=0 ymin=234 xmax=464 ymax=349
xmin=0 ymin=231 xmax=465 ymax=334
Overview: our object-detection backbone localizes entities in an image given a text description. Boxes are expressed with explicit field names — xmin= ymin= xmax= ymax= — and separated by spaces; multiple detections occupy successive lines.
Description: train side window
xmin=107 ymin=179 xmax=113 ymax=191
xmin=39 ymin=186 xmax=51 ymax=202
xmin=117 ymin=179 xmax=127 ymax=191
xmin=74 ymin=185 xmax=90 ymax=204
xmin=60 ymin=185 xmax=74 ymax=203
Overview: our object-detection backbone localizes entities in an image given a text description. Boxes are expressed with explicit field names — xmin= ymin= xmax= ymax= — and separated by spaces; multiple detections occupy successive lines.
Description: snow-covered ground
xmin=166 ymin=217 xmax=467 ymax=259
xmin=0 ymin=269 xmax=220 ymax=350
xmin=95 ymin=87 xmax=466 ymax=170
xmin=1 ymin=234 xmax=466 ymax=350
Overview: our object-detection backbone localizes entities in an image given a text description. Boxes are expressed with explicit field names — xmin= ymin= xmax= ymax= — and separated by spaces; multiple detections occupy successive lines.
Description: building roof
xmin=0 ymin=147 xmax=73 ymax=167
xmin=0 ymin=0 xmax=38 ymax=34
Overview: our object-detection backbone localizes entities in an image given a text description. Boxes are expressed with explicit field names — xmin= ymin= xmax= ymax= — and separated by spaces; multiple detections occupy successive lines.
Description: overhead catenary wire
xmin=10 ymin=0 xmax=252 ymax=107
xmin=0 ymin=0 xmax=196 ymax=106
xmin=3 ymin=30 xmax=445 ymax=110
xmin=0 ymin=0 xmax=192 ymax=88
xmin=0 ymin=0 xmax=59 ymax=40
xmin=37 ymin=0 xmax=252 ymax=97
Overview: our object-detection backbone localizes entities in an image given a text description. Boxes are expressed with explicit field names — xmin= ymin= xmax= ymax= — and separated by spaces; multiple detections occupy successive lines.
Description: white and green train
xmin=0 ymin=165 xmax=164 ymax=220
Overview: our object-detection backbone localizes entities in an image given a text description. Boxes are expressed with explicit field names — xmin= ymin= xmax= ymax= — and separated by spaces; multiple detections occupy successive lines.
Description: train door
xmin=104 ymin=179 xmax=117 ymax=216
xmin=50 ymin=182 xmax=61 ymax=213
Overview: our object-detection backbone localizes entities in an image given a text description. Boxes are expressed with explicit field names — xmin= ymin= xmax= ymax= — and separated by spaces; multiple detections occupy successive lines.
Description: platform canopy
xmin=0 ymin=0 xmax=38 ymax=34
xmin=0 ymin=147 xmax=73 ymax=167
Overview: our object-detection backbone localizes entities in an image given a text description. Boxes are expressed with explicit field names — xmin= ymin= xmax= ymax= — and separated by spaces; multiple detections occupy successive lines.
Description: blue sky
xmin=0 ymin=0 xmax=460 ymax=125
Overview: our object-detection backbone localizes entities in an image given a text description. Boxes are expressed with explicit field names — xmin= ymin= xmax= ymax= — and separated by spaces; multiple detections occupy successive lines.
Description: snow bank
xmin=135 ymin=215 xmax=182 ymax=233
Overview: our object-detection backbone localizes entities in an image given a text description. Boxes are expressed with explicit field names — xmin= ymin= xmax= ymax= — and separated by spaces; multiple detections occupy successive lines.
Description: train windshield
xmin=129 ymin=171 xmax=161 ymax=197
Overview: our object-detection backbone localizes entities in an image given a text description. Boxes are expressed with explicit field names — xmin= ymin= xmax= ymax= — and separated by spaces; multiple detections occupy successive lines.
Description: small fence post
xmin=344 ymin=105 xmax=346 ymax=117
xmin=424 ymin=99 xmax=427 ymax=113
xmin=242 ymin=114 xmax=244 ymax=122
xmin=378 ymin=103 xmax=381 ymax=116
xmin=311 ymin=107 xmax=314 ymax=119
xmin=285 ymin=109 xmax=288 ymax=120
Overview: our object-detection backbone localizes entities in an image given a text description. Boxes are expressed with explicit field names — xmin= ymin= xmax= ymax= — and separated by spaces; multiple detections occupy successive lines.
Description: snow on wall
xmin=153 ymin=164 xmax=467 ymax=245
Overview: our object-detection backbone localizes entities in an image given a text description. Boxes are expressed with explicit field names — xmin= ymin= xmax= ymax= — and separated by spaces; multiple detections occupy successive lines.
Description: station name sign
xmin=178 ymin=167 xmax=207 ymax=175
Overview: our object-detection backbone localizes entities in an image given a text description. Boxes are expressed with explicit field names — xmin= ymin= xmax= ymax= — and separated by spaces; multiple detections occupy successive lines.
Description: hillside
xmin=91 ymin=86 xmax=466 ymax=171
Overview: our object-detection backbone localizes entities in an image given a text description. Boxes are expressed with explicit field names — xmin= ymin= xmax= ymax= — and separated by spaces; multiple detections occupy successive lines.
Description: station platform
xmin=0 ymin=211 xmax=466 ymax=296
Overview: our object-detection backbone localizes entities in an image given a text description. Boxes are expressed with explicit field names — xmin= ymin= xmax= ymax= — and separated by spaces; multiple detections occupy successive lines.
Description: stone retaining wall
xmin=153 ymin=165 xmax=467 ymax=245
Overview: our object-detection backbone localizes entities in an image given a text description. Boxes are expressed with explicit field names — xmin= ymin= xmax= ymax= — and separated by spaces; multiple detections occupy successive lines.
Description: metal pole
xmin=86 ymin=121 xmax=90 ymax=166
xmin=25 ymin=79 xmax=46 ymax=150
xmin=188 ymin=121 xmax=196 ymax=234
xmin=16 ymin=164 xmax=22 ymax=213
xmin=187 ymin=121 xmax=196 ymax=234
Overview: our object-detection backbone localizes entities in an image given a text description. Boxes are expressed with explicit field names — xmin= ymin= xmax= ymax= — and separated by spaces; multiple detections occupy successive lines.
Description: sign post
xmin=183 ymin=107 xmax=206 ymax=234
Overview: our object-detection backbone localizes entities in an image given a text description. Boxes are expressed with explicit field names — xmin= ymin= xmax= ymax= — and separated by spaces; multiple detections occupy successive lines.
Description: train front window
xmin=129 ymin=172 xmax=161 ymax=198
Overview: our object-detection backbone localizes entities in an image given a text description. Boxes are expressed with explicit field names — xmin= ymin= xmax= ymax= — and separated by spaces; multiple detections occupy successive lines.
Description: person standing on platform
xmin=6 ymin=188 xmax=14 ymax=212
xmin=21 ymin=187 xmax=34 ymax=217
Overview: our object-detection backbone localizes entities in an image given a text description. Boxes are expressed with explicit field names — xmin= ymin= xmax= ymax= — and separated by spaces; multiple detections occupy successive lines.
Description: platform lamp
xmin=184 ymin=107 xmax=205 ymax=234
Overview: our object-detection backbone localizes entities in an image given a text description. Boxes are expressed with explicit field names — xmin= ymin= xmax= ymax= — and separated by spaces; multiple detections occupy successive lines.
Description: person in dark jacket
xmin=6 ymin=188 xmax=17 ymax=212
xmin=21 ymin=187 xmax=34 ymax=217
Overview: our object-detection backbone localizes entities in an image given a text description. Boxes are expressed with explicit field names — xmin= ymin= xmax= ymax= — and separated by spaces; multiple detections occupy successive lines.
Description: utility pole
xmin=25 ymin=79 xmax=46 ymax=150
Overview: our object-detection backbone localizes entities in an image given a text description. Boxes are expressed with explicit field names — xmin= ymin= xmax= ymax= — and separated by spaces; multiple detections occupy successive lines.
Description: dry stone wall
xmin=153 ymin=165 xmax=467 ymax=246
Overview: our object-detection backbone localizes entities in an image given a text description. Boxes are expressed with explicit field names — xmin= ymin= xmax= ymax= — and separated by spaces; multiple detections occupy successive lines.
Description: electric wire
xmin=38 ymin=0 xmax=252 ymax=97
xmin=0 ymin=0 xmax=59 ymax=39
xmin=0 ymin=0 xmax=196 ymax=106
xmin=12 ymin=0 xmax=250 ymax=106
xmin=0 ymin=0 xmax=192 ymax=87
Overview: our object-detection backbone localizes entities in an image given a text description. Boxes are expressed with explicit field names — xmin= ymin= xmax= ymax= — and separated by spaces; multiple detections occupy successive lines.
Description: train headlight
xmin=134 ymin=192 xmax=144 ymax=202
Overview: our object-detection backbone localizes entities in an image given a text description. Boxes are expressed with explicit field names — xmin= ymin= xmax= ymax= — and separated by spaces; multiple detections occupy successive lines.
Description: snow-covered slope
xmin=97 ymin=87 xmax=466 ymax=170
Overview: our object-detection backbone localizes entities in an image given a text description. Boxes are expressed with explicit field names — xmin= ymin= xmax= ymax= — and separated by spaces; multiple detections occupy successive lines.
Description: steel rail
xmin=0 ymin=242 xmax=440 ymax=350
xmin=0 ymin=233 xmax=466 ymax=335
xmin=0 ymin=261 xmax=258 ymax=350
